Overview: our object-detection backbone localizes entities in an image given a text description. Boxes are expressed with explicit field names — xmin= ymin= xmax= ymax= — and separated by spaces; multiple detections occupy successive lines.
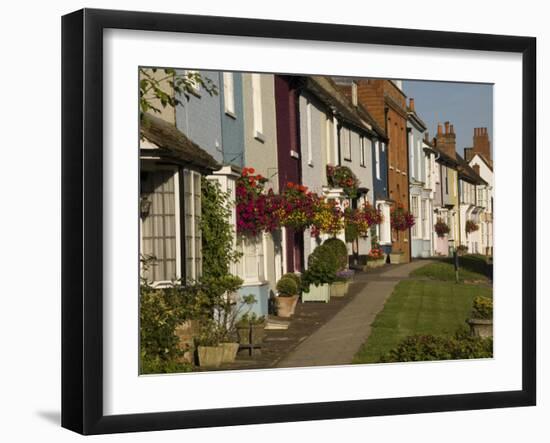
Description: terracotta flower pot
xmin=197 ymin=345 xmax=224 ymax=368
xmin=276 ymin=295 xmax=298 ymax=317
xmin=220 ymin=342 xmax=239 ymax=363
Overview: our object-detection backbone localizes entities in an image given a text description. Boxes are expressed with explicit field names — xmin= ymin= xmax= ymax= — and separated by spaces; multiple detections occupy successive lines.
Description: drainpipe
xmin=406 ymin=127 xmax=412 ymax=261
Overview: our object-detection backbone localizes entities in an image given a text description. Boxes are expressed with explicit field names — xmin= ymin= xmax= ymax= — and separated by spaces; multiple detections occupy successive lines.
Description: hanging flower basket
xmin=390 ymin=204 xmax=415 ymax=232
xmin=236 ymin=167 xmax=282 ymax=236
xmin=278 ymin=182 xmax=319 ymax=231
xmin=326 ymin=165 xmax=360 ymax=198
xmin=311 ymin=199 xmax=344 ymax=237
xmin=435 ymin=218 xmax=450 ymax=238
xmin=465 ymin=220 xmax=479 ymax=234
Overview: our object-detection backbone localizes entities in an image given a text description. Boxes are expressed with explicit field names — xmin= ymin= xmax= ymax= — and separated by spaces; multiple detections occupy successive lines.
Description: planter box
xmin=236 ymin=325 xmax=251 ymax=345
xmin=250 ymin=323 xmax=266 ymax=345
xmin=197 ymin=345 xmax=224 ymax=368
xmin=467 ymin=318 xmax=493 ymax=338
xmin=275 ymin=295 xmax=299 ymax=318
xmin=366 ymin=258 xmax=385 ymax=269
xmin=330 ymin=281 xmax=349 ymax=298
xmin=389 ymin=253 xmax=403 ymax=264
xmin=220 ymin=342 xmax=239 ymax=363
xmin=302 ymin=283 xmax=330 ymax=303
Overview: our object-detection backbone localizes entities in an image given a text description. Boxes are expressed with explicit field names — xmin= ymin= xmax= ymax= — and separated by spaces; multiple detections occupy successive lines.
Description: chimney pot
xmin=437 ymin=123 xmax=443 ymax=135
xmin=409 ymin=98 xmax=415 ymax=111
xmin=450 ymin=124 xmax=454 ymax=134
xmin=444 ymin=121 xmax=450 ymax=134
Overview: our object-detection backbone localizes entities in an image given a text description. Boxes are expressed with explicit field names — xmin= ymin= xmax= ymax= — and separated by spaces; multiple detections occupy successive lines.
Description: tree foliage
xmin=139 ymin=68 xmax=218 ymax=115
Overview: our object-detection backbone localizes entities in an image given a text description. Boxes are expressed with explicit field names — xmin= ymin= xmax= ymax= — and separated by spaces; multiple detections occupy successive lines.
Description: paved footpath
xmin=276 ymin=260 xmax=432 ymax=368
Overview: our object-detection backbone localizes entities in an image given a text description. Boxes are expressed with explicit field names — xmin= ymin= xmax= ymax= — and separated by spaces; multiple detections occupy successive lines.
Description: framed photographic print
xmin=61 ymin=8 xmax=536 ymax=435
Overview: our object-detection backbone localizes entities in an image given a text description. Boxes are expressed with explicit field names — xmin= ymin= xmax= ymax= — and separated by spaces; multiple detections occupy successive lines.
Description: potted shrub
xmin=366 ymin=247 xmax=385 ymax=268
xmin=195 ymin=321 xmax=224 ymax=368
xmin=467 ymin=296 xmax=493 ymax=338
xmin=236 ymin=314 xmax=252 ymax=346
xmin=235 ymin=313 xmax=267 ymax=347
xmin=249 ymin=314 xmax=267 ymax=345
xmin=332 ymin=269 xmax=355 ymax=297
xmin=301 ymin=244 xmax=338 ymax=303
xmin=323 ymin=238 xmax=350 ymax=297
xmin=275 ymin=276 xmax=299 ymax=317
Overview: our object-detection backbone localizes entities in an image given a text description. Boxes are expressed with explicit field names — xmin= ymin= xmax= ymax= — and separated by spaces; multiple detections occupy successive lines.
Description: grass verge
xmin=352 ymin=279 xmax=492 ymax=364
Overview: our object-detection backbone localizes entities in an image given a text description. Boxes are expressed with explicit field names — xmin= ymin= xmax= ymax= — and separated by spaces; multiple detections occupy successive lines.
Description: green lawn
xmin=410 ymin=259 xmax=489 ymax=283
xmin=352 ymin=279 xmax=493 ymax=364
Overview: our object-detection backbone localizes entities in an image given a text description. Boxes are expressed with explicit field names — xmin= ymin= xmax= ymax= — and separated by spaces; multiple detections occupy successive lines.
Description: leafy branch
xmin=139 ymin=68 xmax=219 ymax=115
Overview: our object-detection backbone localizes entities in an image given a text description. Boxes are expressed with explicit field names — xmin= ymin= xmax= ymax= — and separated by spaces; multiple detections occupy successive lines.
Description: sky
xmin=401 ymin=80 xmax=493 ymax=157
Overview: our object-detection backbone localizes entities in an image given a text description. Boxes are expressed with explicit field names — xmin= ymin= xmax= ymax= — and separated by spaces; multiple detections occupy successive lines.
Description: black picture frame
xmin=62 ymin=8 xmax=537 ymax=435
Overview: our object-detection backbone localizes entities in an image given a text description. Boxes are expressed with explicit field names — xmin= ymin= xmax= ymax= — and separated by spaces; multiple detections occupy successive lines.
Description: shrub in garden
xmin=323 ymin=237 xmax=348 ymax=271
xmin=380 ymin=332 xmax=493 ymax=362
xmin=276 ymin=276 xmax=299 ymax=297
xmin=471 ymin=296 xmax=493 ymax=320
xmin=140 ymin=283 xmax=207 ymax=374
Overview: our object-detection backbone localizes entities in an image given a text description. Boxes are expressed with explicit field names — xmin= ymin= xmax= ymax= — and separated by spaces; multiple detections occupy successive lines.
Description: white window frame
xmin=222 ymin=72 xmax=235 ymax=117
xmin=183 ymin=169 xmax=202 ymax=282
xmin=411 ymin=195 xmax=419 ymax=238
xmin=375 ymin=140 xmax=381 ymax=179
xmin=421 ymin=199 xmax=428 ymax=240
xmin=410 ymin=132 xmax=415 ymax=178
xmin=360 ymin=136 xmax=366 ymax=167
xmin=140 ymin=168 xmax=182 ymax=286
xmin=342 ymin=127 xmax=351 ymax=161
xmin=306 ymin=100 xmax=313 ymax=166
xmin=417 ymin=140 xmax=422 ymax=181
xmin=251 ymin=73 xmax=264 ymax=141
xmin=325 ymin=116 xmax=332 ymax=165
xmin=351 ymin=81 xmax=358 ymax=106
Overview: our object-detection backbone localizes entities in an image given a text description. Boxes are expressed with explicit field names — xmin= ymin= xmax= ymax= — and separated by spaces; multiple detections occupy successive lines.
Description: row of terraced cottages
xmin=139 ymin=70 xmax=493 ymax=316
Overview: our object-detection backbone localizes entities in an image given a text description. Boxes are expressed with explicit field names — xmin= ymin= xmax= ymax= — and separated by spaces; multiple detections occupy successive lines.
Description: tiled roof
xmin=140 ymin=113 xmax=219 ymax=172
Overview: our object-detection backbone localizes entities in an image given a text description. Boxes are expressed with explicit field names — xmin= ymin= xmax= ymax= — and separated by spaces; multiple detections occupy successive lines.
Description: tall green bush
xmin=323 ymin=237 xmax=348 ymax=271
xmin=302 ymin=244 xmax=339 ymax=289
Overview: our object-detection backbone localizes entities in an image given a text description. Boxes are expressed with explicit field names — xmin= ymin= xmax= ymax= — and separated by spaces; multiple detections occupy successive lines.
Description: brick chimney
xmin=409 ymin=98 xmax=415 ymax=111
xmin=435 ymin=121 xmax=456 ymax=159
xmin=473 ymin=127 xmax=491 ymax=162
